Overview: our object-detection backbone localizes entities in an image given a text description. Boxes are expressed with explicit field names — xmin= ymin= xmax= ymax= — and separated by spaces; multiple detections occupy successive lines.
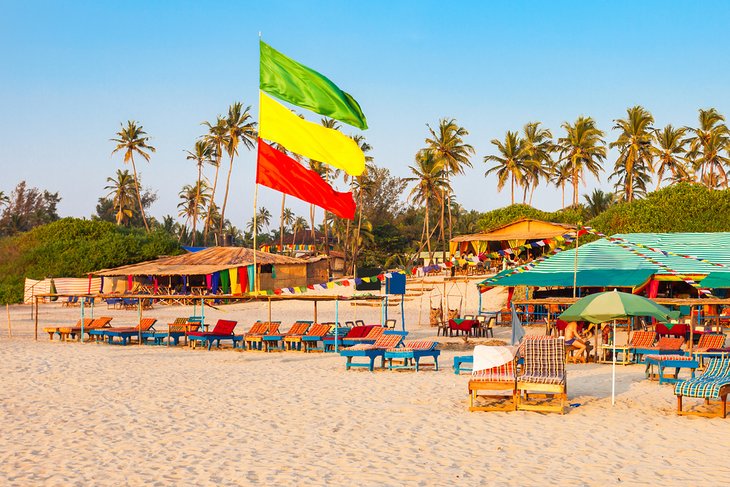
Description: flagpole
xmin=253 ymin=33 xmax=262 ymax=293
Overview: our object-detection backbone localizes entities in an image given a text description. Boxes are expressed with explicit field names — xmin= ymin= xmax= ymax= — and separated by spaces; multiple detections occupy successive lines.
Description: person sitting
xmin=564 ymin=321 xmax=591 ymax=361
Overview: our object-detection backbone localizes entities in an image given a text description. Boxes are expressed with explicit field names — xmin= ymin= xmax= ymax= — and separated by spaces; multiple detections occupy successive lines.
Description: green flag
xmin=260 ymin=41 xmax=368 ymax=130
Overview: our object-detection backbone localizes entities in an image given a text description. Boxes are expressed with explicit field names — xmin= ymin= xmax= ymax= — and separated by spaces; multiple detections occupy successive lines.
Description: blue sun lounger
xmin=339 ymin=332 xmax=406 ymax=371
xmin=385 ymin=340 xmax=440 ymax=371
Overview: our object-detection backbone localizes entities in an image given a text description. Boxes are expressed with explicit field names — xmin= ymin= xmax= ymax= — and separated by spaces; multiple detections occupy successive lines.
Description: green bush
xmin=477 ymin=204 xmax=584 ymax=232
xmin=588 ymin=183 xmax=730 ymax=234
xmin=0 ymin=218 xmax=182 ymax=303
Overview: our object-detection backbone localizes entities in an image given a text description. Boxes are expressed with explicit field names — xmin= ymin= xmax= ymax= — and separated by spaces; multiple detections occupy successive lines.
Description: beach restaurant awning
xmin=491 ymin=269 xmax=655 ymax=288
xmin=479 ymin=232 xmax=730 ymax=289
xmin=451 ymin=218 xmax=576 ymax=243
xmin=700 ymin=272 xmax=730 ymax=289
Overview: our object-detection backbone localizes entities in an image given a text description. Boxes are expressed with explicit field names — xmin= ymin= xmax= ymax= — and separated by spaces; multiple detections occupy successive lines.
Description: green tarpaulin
xmin=699 ymin=272 xmax=730 ymax=289
xmin=482 ymin=269 xmax=655 ymax=289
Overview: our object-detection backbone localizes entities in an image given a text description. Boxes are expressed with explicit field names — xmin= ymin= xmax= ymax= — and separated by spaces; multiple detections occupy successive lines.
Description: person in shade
xmin=564 ymin=321 xmax=589 ymax=359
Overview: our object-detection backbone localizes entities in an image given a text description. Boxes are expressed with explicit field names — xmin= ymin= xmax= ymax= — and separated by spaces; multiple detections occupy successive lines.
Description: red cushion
xmin=209 ymin=319 xmax=238 ymax=335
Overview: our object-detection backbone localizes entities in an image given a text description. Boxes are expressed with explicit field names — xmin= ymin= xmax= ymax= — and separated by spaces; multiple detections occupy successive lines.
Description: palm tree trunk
xmin=510 ymin=174 xmax=515 ymax=205
xmin=279 ymin=194 xmax=286 ymax=253
xmin=129 ymin=154 xmax=150 ymax=232
xmin=561 ymin=182 xmax=565 ymax=208
xmin=323 ymin=210 xmax=331 ymax=278
xmin=447 ymin=183 xmax=453 ymax=246
xmin=204 ymin=149 xmax=221 ymax=243
xmin=352 ymin=189 xmax=364 ymax=277
xmin=440 ymin=189 xmax=446 ymax=264
xmin=572 ymin=162 xmax=579 ymax=207
xmin=522 ymin=184 xmax=528 ymax=204
xmin=425 ymin=198 xmax=433 ymax=264
xmin=310 ymin=204 xmax=316 ymax=246
xmin=192 ymin=163 xmax=201 ymax=246
xmin=529 ymin=184 xmax=536 ymax=206
xmin=218 ymin=154 xmax=234 ymax=235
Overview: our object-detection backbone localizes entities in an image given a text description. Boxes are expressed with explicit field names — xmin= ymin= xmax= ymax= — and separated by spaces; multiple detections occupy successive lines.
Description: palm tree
xmin=484 ymin=131 xmax=528 ymax=205
xmin=609 ymin=106 xmax=654 ymax=202
xmin=202 ymin=116 xmax=228 ymax=242
xmin=652 ymin=125 xmax=690 ymax=189
xmin=280 ymin=207 xmax=295 ymax=252
xmin=291 ymin=216 xmax=308 ymax=247
xmin=583 ymin=189 xmax=614 ymax=219
xmin=111 ymin=121 xmax=156 ymax=232
xmin=686 ymin=108 xmax=730 ymax=189
xmin=219 ymin=102 xmax=257 ymax=235
xmin=257 ymin=206 xmax=271 ymax=232
xmin=178 ymin=181 xmax=211 ymax=244
xmin=185 ymin=140 xmax=214 ymax=245
xmin=550 ymin=160 xmax=572 ymax=208
xmin=556 ymin=116 xmax=606 ymax=207
xmin=406 ymin=150 xmax=449 ymax=263
xmin=105 ymin=169 xmax=137 ymax=226
xmin=424 ymin=118 xmax=474 ymax=253
xmin=522 ymin=122 xmax=554 ymax=205
xmin=348 ymin=135 xmax=374 ymax=274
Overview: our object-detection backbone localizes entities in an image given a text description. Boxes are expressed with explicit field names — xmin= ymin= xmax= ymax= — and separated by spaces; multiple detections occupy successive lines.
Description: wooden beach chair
xmin=691 ymin=334 xmax=727 ymax=367
xmin=264 ymin=321 xmax=311 ymax=352
xmin=323 ymin=325 xmax=372 ymax=351
xmin=188 ymin=319 xmax=239 ymax=350
xmin=468 ymin=346 xmax=518 ymax=412
xmin=44 ymin=318 xmax=92 ymax=341
xmin=339 ymin=332 xmax=406 ymax=371
xmin=142 ymin=317 xmax=202 ymax=345
xmin=99 ymin=318 xmax=158 ymax=345
xmin=516 ymin=337 xmax=567 ymax=414
xmin=297 ymin=323 xmax=333 ymax=353
xmin=675 ymin=358 xmax=730 ymax=418
xmin=633 ymin=336 xmax=685 ymax=364
xmin=59 ymin=316 xmax=113 ymax=341
xmin=385 ymin=340 xmax=440 ymax=371
xmin=243 ymin=321 xmax=281 ymax=351
xmin=344 ymin=326 xmax=384 ymax=345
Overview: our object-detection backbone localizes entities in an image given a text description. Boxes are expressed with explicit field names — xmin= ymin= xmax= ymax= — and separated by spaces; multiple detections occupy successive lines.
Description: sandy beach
xmin=2 ymin=281 xmax=729 ymax=486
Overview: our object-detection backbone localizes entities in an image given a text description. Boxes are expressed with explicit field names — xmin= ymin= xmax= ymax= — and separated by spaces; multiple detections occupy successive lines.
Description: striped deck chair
xmin=626 ymin=330 xmax=658 ymax=363
xmin=60 ymin=316 xmax=114 ymax=341
xmin=344 ymin=326 xmax=384 ymax=345
xmin=644 ymin=353 xmax=698 ymax=384
xmin=44 ymin=318 xmax=93 ymax=341
xmin=691 ymin=334 xmax=728 ymax=367
xmin=263 ymin=321 xmax=311 ymax=352
xmin=142 ymin=318 xmax=201 ymax=346
xmin=675 ymin=358 xmax=730 ymax=418
xmin=385 ymin=340 xmax=440 ymax=371
xmin=516 ymin=338 xmax=567 ymax=414
xmin=339 ymin=332 xmax=405 ymax=371
xmin=634 ymin=336 xmax=684 ymax=364
xmin=99 ymin=318 xmax=158 ymax=345
xmin=468 ymin=346 xmax=518 ymax=412
xmin=281 ymin=321 xmax=313 ymax=351
xmin=244 ymin=321 xmax=281 ymax=351
xmin=284 ymin=323 xmax=331 ymax=352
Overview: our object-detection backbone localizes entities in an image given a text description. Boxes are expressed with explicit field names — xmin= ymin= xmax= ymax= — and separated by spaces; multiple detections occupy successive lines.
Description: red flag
xmin=256 ymin=139 xmax=356 ymax=220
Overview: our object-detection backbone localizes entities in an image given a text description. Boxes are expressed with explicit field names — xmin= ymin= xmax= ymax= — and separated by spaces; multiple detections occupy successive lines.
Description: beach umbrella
xmin=559 ymin=290 xmax=672 ymax=405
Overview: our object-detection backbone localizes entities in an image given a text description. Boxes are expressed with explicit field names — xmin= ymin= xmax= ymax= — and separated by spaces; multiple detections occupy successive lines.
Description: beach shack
xmin=450 ymin=218 xmax=577 ymax=270
xmin=95 ymin=246 xmax=308 ymax=294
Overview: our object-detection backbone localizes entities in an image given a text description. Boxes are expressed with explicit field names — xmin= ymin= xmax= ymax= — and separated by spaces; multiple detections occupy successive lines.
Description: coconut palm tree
xmin=279 ymin=207 xmax=295 ymax=252
xmin=652 ymin=125 xmax=690 ymax=189
xmin=105 ymin=169 xmax=137 ymax=226
xmin=521 ymin=122 xmax=554 ymax=205
xmin=484 ymin=131 xmax=528 ymax=205
xmin=202 ymin=116 xmax=228 ymax=242
xmin=348 ymin=134 xmax=374 ymax=274
xmin=550 ymin=160 xmax=572 ymax=208
xmin=185 ymin=140 xmax=214 ymax=245
xmin=424 ymin=118 xmax=474 ymax=251
xmin=609 ymin=106 xmax=655 ymax=202
xmin=686 ymin=108 xmax=730 ymax=189
xmin=406 ymin=150 xmax=449 ymax=263
xmin=257 ymin=206 xmax=271 ymax=232
xmin=219 ymin=102 xmax=257 ymax=235
xmin=583 ymin=189 xmax=614 ymax=219
xmin=291 ymin=216 xmax=308 ymax=247
xmin=556 ymin=116 xmax=606 ymax=207
xmin=178 ymin=181 xmax=211 ymax=243
xmin=111 ymin=121 xmax=156 ymax=232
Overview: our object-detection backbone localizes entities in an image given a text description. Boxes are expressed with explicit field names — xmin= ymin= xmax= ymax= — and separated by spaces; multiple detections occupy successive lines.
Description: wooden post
xmin=268 ymin=297 xmax=272 ymax=323
xmin=6 ymin=304 xmax=11 ymax=339
xmin=34 ymin=296 xmax=38 ymax=341
xmin=313 ymin=300 xmax=318 ymax=323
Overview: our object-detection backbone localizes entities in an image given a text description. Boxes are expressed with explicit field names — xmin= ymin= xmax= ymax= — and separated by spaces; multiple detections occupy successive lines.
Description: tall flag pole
xmin=256 ymin=40 xmax=367 ymax=288
xmin=252 ymin=32 xmax=263 ymax=293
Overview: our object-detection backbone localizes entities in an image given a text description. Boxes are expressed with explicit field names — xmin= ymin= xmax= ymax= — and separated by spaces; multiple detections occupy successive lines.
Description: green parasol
xmin=558 ymin=290 xmax=673 ymax=406
xmin=559 ymin=289 xmax=672 ymax=324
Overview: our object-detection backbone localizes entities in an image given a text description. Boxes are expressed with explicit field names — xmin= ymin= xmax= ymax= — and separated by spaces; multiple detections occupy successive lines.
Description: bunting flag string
xmin=241 ymin=271 xmax=405 ymax=297
xmin=260 ymin=244 xmax=317 ymax=253
xmin=582 ymin=227 xmax=713 ymax=297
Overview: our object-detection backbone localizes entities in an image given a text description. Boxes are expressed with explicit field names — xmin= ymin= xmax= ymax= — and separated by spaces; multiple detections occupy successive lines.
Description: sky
xmin=2 ymin=0 xmax=730 ymax=229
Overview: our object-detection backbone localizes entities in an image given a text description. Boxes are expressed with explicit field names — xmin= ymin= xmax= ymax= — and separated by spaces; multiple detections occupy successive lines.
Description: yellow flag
xmin=259 ymin=93 xmax=365 ymax=176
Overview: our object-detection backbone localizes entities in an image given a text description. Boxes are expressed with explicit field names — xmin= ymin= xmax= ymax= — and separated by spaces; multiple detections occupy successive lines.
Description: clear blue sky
xmin=2 ymin=1 xmax=729 ymax=228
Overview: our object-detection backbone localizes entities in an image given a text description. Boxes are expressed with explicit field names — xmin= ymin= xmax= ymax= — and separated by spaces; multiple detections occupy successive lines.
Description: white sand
xmin=1 ymin=280 xmax=728 ymax=486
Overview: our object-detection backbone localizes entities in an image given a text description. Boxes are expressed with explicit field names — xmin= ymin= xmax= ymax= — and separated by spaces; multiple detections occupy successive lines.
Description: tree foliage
xmin=0 ymin=218 xmax=182 ymax=303
xmin=0 ymin=181 xmax=61 ymax=236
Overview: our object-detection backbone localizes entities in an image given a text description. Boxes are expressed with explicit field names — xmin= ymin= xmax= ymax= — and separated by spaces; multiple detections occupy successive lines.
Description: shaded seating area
xmin=675 ymin=358 xmax=730 ymax=418
xmin=385 ymin=340 xmax=440 ymax=371
xmin=339 ymin=332 xmax=405 ymax=371
xmin=517 ymin=338 xmax=567 ymax=414
xmin=188 ymin=319 xmax=239 ymax=350
xmin=468 ymin=345 xmax=517 ymax=412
